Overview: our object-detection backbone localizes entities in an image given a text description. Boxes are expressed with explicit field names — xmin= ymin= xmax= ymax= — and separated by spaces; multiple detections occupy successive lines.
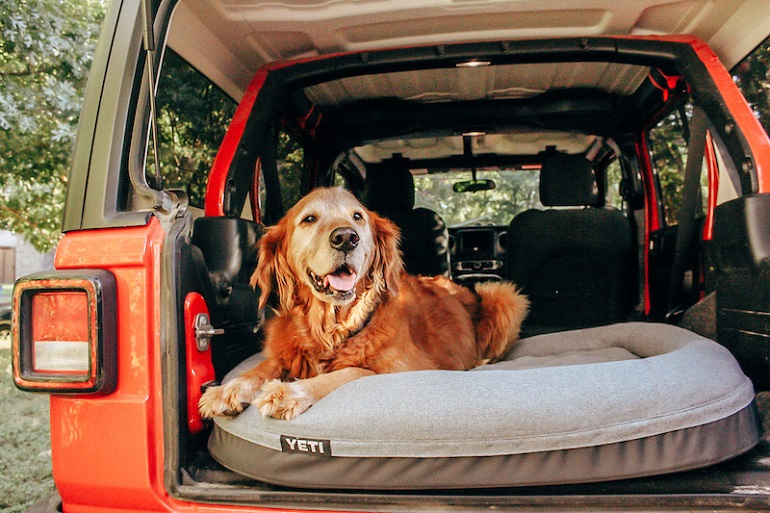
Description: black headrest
xmin=539 ymin=153 xmax=597 ymax=207
xmin=361 ymin=164 xmax=415 ymax=212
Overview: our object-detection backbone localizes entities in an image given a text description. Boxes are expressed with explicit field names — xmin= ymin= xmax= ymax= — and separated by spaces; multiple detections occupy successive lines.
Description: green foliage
xmin=154 ymin=53 xmax=304 ymax=214
xmin=277 ymin=130 xmax=304 ymax=211
xmin=153 ymin=50 xmax=237 ymax=207
xmin=733 ymin=35 xmax=770 ymax=136
xmin=605 ymin=159 xmax=624 ymax=209
xmin=648 ymin=108 xmax=689 ymax=226
xmin=648 ymin=104 xmax=714 ymax=226
xmin=0 ymin=0 xmax=105 ymax=251
xmin=414 ymin=169 xmax=541 ymax=226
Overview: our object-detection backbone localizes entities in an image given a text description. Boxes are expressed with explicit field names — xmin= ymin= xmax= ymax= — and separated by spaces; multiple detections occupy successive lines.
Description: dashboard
xmin=448 ymin=227 xmax=507 ymax=285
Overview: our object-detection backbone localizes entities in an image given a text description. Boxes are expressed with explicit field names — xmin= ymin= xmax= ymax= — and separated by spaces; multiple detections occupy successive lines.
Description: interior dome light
xmin=456 ymin=60 xmax=491 ymax=68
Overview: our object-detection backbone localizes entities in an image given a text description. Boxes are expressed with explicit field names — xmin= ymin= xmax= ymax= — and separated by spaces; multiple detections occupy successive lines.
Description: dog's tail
xmin=473 ymin=281 xmax=529 ymax=364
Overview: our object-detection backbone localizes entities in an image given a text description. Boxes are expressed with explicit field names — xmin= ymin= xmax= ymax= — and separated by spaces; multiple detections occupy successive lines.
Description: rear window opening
xmin=142 ymin=33 xmax=770 ymax=508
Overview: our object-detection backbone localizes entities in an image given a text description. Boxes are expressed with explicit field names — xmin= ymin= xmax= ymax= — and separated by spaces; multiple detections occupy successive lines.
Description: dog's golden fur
xmin=199 ymin=187 xmax=528 ymax=420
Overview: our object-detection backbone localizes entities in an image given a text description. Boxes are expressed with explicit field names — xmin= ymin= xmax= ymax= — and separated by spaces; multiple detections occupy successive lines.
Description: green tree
xmin=154 ymin=50 xmax=304 ymax=214
xmin=0 ymin=0 xmax=105 ymax=252
xmin=648 ymin=108 xmax=689 ymax=225
xmin=733 ymin=36 xmax=770 ymax=136
xmin=414 ymin=169 xmax=541 ymax=227
xmin=153 ymin=50 xmax=237 ymax=207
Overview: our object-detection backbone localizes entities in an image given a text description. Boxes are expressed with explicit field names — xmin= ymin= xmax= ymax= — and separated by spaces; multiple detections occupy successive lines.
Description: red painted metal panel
xmin=50 ymin=218 xmax=168 ymax=511
xmin=183 ymin=292 xmax=215 ymax=435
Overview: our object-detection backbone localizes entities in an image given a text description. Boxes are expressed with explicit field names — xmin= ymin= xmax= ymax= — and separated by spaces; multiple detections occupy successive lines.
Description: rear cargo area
xmin=180 ymin=392 xmax=770 ymax=502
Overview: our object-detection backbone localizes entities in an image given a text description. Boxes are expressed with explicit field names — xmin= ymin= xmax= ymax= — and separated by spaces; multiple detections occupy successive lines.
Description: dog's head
xmin=252 ymin=187 xmax=403 ymax=309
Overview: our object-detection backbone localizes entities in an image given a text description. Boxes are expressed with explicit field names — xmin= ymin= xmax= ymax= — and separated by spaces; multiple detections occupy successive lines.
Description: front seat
xmin=506 ymin=153 xmax=635 ymax=334
xmin=361 ymin=162 xmax=450 ymax=277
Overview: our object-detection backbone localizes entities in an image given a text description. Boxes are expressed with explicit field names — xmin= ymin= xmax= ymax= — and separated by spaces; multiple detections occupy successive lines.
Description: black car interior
xmin=166 ymin=39 xmax=770 ymax=501
xmin=361 ymin=156 xmax=451 ymax=277
xmin=507 ymin=153 xmax=636 ymax=335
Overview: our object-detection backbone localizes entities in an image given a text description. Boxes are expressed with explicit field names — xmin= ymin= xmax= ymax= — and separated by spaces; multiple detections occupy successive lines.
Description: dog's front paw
xmin=198 ymin=377 xmax=261 ymax=418
xmin=254 ymin=380 xmax=313 ymax=420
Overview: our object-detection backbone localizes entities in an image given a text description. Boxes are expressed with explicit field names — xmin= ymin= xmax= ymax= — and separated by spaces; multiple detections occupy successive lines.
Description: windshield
xmin=413 ymin=169 xmax=543 ymax=227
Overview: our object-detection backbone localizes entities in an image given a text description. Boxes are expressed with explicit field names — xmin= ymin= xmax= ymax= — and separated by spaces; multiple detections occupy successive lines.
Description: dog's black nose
xmin=330 ymin=227 xmax=359 ymax=252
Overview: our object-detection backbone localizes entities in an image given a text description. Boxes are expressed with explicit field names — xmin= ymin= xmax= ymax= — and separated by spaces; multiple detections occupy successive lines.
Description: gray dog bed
xmin=208 ymin=322 xmax=761 ymax=489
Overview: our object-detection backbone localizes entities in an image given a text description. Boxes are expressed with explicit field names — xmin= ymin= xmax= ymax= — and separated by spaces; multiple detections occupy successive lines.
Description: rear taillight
xmin=12 ymin=270 xmax=117 ymax=394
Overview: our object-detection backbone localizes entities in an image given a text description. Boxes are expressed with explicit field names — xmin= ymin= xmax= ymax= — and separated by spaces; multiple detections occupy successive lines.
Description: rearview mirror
xmin=453 ymin=179 xmax=496 ymax=193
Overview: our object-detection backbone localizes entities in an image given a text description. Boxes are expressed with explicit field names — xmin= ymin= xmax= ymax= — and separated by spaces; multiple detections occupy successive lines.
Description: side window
xmin=647 ymin=105 xmax=707 ymax=226
xmin=153 ymin=50 xmax=237 ymax=208
xmin=733 ymin=35 xmax=770 ymax=137
xmin=605 ymin=159 xmax=624 ymax=210
xmin=731 ymin=34 xmax=770 ymax=201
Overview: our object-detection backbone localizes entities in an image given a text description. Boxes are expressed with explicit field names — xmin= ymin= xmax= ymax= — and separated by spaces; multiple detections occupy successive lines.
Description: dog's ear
xmin=369 ymin=210 xmax=404 ymax=295
xmin=251 ymin=220 xmax=296 ymax=310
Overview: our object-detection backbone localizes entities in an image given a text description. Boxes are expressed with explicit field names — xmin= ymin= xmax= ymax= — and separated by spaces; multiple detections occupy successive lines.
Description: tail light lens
xmin=13 ymin=270 xmax=117 ymax=394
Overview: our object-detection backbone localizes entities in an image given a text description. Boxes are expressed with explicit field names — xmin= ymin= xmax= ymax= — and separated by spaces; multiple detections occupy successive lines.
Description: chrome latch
xmin=194 ymin=313 xmax=224 ymax=351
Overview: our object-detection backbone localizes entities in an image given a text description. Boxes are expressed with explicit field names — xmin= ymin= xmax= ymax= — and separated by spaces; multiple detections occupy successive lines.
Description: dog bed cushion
xmin=208 ymin=322 xmax=762 ymax=489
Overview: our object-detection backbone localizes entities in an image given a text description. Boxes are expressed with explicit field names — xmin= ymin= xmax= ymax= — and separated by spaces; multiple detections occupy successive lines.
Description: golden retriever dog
xmin=199 ymin=187 xmax=528 ymax=420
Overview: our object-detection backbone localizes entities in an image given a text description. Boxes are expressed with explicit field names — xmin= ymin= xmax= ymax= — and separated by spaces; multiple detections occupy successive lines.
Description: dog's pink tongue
xmin=326 ymin=271 xmax=357 ymax=292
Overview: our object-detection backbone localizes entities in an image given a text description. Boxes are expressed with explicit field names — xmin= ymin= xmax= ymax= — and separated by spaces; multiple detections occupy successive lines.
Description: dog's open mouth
xmin=308 ymin=265 xmax=358 ymax=300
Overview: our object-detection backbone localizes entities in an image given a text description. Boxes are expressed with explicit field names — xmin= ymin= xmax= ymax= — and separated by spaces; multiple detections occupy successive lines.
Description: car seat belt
xmin=260 ymin=124 xmax=285 ymax=225
xmin=666 ymin=105 xmax=708 ymax=320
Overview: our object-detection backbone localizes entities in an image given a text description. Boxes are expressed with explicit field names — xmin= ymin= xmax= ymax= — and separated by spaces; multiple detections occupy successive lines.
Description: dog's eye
xmin=301 ymin=214 xmax=316 ymax=224
xmin=353 ymin=212 xmax=363 ymax=222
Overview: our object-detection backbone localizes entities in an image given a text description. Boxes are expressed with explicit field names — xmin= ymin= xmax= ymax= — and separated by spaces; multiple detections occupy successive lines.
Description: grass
xmin=0 ymin=348 xmax=55 ymax=513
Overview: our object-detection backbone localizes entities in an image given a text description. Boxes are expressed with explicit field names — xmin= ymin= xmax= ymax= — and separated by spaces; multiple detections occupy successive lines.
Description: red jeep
xmin=12 ymin=0 xmax=770 ymax=511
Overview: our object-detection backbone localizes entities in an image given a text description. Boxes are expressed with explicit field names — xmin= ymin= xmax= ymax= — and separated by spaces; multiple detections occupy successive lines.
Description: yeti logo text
xmin=280 ymin=435 xmax=332 ymax=456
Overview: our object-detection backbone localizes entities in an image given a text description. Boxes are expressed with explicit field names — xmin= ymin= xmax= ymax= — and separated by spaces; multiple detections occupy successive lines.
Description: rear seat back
xmin=506 ymin=153 xmax=636 ymax=334
xmin=362 ymin=161 xmax=451 ymax=277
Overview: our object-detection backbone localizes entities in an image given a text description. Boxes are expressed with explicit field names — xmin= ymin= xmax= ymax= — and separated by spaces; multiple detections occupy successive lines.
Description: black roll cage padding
xmin=322 ymin=90 xmax=631 ymax=150
xmin=220 ymin=37 xmax=757 ymax=221
xmin=259 ymin=124 xmax=284 ymax=225
xmin=666 ymin=105 xmax=709 ymax=319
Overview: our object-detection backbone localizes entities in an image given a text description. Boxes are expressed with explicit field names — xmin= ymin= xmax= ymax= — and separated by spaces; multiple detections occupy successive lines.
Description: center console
xmin=449 ymin=227 xmax=507 ymax=284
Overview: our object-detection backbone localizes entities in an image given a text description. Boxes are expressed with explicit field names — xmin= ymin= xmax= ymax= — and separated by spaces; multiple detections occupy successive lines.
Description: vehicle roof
xmin=199 ymin=33 xmax=770 ymax=219
xmin=164 ymin=0 xmax=770 ymax=165
xmin=168 ymin=0 xmax=770 ymax=102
